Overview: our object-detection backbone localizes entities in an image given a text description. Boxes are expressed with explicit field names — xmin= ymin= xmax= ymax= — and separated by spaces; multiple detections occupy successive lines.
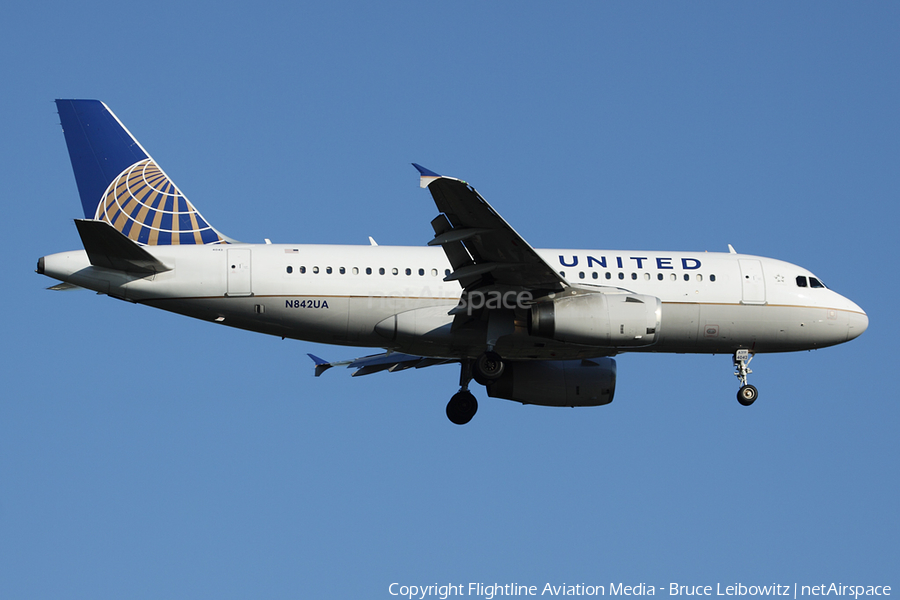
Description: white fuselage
xmin=40 ymin=243 xmax=868 ymax=359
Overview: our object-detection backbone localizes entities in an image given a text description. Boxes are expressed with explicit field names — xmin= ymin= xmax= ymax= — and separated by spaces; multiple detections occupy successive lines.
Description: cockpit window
xmin=809 ymin=277 xmax=826 ymax=289
xmin=797 ymin=275 xmax=827 ymax=289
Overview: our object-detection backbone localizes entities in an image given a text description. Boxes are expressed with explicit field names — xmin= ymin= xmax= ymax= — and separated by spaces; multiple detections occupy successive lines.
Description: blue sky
xmin=2 ymin=2 xmax=897 ymax=598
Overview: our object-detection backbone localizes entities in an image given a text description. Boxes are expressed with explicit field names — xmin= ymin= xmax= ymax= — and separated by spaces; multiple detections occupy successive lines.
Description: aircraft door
xmin=739 ymin=259 xmax=766 ymax=304
xmin=227 ymin=248 xmax=252 ymax=296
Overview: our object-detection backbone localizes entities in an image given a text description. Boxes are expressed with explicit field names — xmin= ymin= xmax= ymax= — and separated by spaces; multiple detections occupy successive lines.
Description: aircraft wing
xmin=308 ymin=352 xmax=456 ymax=377
xmin=414 ymin=164 xmax=567 ymax=294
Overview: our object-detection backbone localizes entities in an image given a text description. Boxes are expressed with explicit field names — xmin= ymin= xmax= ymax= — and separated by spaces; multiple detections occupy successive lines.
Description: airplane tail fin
xmin=55 ymin=99 xmax=230 ymax=245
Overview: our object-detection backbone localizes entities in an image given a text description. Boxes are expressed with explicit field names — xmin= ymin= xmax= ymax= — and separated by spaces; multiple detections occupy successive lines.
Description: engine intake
xmin=530 ymin=293 xmax=661 ymax=347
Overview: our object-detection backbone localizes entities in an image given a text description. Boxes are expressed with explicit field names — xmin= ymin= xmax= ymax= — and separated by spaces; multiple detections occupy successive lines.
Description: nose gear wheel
xmin=733 ymin=350 xmax=758 ymax=406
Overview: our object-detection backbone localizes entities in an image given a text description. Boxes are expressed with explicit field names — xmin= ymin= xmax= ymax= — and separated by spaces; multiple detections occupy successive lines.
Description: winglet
xmin=412 ymin=163 xmax=442 ymax=188
xmin=307 ymin=354 xmax=333 ymax=377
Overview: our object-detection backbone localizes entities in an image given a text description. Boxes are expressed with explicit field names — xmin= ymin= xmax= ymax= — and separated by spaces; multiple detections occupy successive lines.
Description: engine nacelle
xmin=530 ymin=293 xmax=661 ymax=347
xmin=487 ymin=358 xmax=616 ymax=407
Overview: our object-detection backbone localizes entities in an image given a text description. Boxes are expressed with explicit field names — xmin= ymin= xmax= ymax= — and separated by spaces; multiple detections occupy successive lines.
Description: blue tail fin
xmin=55 ymin=99 xmax=229 ymax=245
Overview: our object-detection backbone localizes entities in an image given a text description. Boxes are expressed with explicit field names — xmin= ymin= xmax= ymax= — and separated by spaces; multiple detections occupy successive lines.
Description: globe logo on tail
xmin=96 ymin=158 xmax=225 ymax=245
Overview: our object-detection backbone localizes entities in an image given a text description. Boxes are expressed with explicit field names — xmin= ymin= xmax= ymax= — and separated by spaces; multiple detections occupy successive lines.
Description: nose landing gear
xmin=734 ymin=349 xmax=758 ymax=406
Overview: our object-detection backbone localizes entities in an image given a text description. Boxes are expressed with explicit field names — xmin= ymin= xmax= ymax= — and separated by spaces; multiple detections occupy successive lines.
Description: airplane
xmin=37 ymin=99 xmax=868 ymax=424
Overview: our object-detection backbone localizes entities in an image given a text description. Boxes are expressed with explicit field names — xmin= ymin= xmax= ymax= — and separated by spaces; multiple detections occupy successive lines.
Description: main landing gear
xmin=473 ymin=351 xmax=504 ymax=386
xmin=446 ymin=390 xmax=478 ymax=425
xmin=733 ymin=349 xmax=758 ymax=406
xmin=446 ymin=359 xmax=479 ymax=425
xmin=446 ymin=352 xmax=507 ymax=424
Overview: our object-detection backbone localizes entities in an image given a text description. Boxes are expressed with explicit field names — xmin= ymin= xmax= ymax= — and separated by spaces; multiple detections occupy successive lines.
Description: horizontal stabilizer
xmin=75 ymin=219 xmax=172 ymax=274
xmin=308 ymin=350 xmax=456 ymax=377
xmin=307 ymin=354 xmax=336 ymax=377
xmin=47 ymin=282 xmax=83 ymax=291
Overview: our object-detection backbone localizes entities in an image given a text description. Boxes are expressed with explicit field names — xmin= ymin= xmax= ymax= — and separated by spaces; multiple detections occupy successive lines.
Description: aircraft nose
xmin=846 ymin=304 xmax=868 ymax=341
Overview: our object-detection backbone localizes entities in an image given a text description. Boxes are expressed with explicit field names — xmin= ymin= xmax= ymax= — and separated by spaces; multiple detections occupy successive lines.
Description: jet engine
xmin=529 ymin=293 xmax=661 ymax=347
xmin=486 ymin=358 xmax=616 ymax=407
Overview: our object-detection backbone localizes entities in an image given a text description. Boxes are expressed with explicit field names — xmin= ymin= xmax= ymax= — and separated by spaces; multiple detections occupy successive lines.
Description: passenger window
xmin=300 ymin=266 xmax=306 ymax=274
xmin=405 ymin=268 xmax=412 ymax=276
xmin=605 ymin=272 xmax=611 ymax=280
xmin=670 ymin=274 xmax=676 ymax=281
xmin=339 ymin=267 xmax=346 ymax=274
xmin=710 ymin=274 xmax=716 ymax=282
xmin=312 ymin=266 xmax=319 ymax=274
xmin=579 ymin=272 xmax=585 ymax=279
xmin=419 ymin=268 xmax=425 ymax=276
xmin=809 ymin=277 xmax=825 ymax=289
xmin=796 ymin=276 xmax=807 ymax=287
xmin=683 ymin=274 xmax=689 ymax=281
xmin=326 ymin=267 xmax=332 ymax=274
xmin=352 ymin=267 xmax=359 ymax=275
xmin=445 ymin=269 xmax=451 ymax=277
xmin=644 ymin=273 xmax=651 ymax=281
xmin=392 ymin=267 xmax=399 ymax=275
xmin=286 ymin=266 xmax=293 ymax=274
xmin=696 ymin=274 xmax=703 ymax=282
xmin=379 ymin=267 xmax=385 ymax=275
xmin=618 ymin=273 xmax=624 ymax=280
xmin=559 ymin=271 xmax=565 ymax=277
xmin=366 ymin=267 xmax=372 ymax=275
xmin=592 ymin=272 xmax=598 ymax=280
xmin=657 ymin=273 xmax=663 ymax=281
xmin=631 ymin=273 xmax=637 ymax=280
xmin=432 ymin=269 xmax=438 ymax=277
